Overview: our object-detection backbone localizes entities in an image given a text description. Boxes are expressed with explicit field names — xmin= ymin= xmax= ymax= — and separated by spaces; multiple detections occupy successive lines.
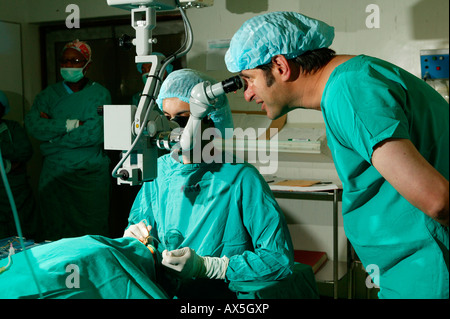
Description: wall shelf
xmin=215 ymin=113 xmax=331 ymax=157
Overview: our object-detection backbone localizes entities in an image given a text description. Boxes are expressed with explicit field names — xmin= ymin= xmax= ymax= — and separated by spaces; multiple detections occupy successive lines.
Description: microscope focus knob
xmin=118 ymin=34 xmax=134 ymax=50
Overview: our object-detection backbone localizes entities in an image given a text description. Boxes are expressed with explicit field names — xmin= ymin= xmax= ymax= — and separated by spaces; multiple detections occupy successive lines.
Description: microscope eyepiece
xmin=221 ymin=75 xmax=243 ymax=93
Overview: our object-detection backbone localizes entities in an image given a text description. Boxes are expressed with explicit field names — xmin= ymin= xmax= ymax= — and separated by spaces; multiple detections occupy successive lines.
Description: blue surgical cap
xmin=225 ymin=11 xmax=335 ymax=73
xmin=156 ymin=69 xmax=234 ymax=134
xmin=0 ymin=90 xmax=10 ymax=115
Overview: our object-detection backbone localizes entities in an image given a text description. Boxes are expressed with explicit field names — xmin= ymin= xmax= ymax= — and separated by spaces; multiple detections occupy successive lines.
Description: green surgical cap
xmin=225 ymin=11 xmax=335 ymax=73
xmin=156 ymin=69 xmax=233 ymax=134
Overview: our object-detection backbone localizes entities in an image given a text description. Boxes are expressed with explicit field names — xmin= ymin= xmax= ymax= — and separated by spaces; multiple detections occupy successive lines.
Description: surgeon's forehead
xmin=162 ymin=97 xmax=190 ymax=115
xmin=239 ymin=69 xmax=260 ymax=79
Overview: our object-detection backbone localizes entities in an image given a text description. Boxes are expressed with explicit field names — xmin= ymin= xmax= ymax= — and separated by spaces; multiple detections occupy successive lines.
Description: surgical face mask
xmin=171 ymin=115 xmax=214 ymax=129
xmin=60 ymin=63 xmax=88 ymax=83
xmin=170 ymin=115 xmax=190 ymax=128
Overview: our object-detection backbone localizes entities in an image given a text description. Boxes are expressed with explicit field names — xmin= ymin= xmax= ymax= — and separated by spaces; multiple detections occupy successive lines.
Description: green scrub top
xmin=25 ymin=81 xmax=112 ymax=240
xmin=321 ymin=55 xmax=449 ymax=298
xmin=128 ymin=154 xmax=295 ymax=284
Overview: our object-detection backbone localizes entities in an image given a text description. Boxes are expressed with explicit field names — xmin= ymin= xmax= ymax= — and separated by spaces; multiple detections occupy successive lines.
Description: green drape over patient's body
xmin=25 ymin=81 xmax=111 ymax=240
xmin=0 ymin=235 xmax=167 ymax=299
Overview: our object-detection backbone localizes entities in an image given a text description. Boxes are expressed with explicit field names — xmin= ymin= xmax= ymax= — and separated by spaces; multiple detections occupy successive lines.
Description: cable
xmin=166 ymin=6 xmax=193 ymax=61
xmin=0 ymin=148 xmax=43 ymax=297
xmin=177 ymin=7 xmax=194 ymax=57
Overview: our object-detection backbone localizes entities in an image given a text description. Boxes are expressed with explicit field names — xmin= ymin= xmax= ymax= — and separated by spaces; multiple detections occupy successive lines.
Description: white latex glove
xmin=66 ymin=119 xmax=80 ymax=132
xmin=123 ymin=221 xmax=152 ymax=245
xmin=162 ymin=247 xmax=229 ymax=280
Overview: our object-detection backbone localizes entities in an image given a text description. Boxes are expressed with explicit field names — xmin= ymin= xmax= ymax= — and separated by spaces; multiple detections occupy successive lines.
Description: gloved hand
xmin=123 ymin=221 xmax=152 ymax=246
xmin=66 ymin=119 xmax=80 ymax=132
xmin=162 ymin=247 xmax=229 ymax=280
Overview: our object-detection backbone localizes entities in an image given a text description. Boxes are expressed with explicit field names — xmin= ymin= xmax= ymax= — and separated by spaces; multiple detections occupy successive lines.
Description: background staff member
xmin=25 ymin=39 xmax=112 ymax=241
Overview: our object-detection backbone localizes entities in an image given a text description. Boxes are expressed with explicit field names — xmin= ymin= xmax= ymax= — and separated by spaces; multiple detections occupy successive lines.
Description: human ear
xmin=271 ymin=55 xmax=291 ymax=81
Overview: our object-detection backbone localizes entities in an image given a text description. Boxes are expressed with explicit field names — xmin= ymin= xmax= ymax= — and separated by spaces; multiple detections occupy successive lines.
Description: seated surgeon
xmin=124 ymin=69 xmax=302 ymax=299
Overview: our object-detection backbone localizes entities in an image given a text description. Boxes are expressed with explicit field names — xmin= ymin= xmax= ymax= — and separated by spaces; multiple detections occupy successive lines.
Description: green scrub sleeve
xmin=25 ymin=105 xmax=68 ymax=142
xmin=51 ymin=86 xmax=111 ymax=148
xmin=226 ymin=171 xmax=294 ymax=282
xmin=49 ymin=115 xmax=105 ymax=148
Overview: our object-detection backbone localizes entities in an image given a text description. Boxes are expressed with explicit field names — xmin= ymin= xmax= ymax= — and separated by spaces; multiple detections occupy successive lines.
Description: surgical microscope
xmin=103 ymin=0 xmax=242 ymax=186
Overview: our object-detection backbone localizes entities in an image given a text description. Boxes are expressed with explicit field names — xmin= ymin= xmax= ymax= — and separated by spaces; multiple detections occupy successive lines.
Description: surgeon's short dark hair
xmin=256 ymin=48 xmax=336 ymax=87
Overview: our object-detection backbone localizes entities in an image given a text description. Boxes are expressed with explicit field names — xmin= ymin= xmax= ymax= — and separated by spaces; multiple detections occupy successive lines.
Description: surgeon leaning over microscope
xmin=224 ymin=11 xmax=449 ymax=299
xmin=123 ymin=69 xmax=313 ymax=299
